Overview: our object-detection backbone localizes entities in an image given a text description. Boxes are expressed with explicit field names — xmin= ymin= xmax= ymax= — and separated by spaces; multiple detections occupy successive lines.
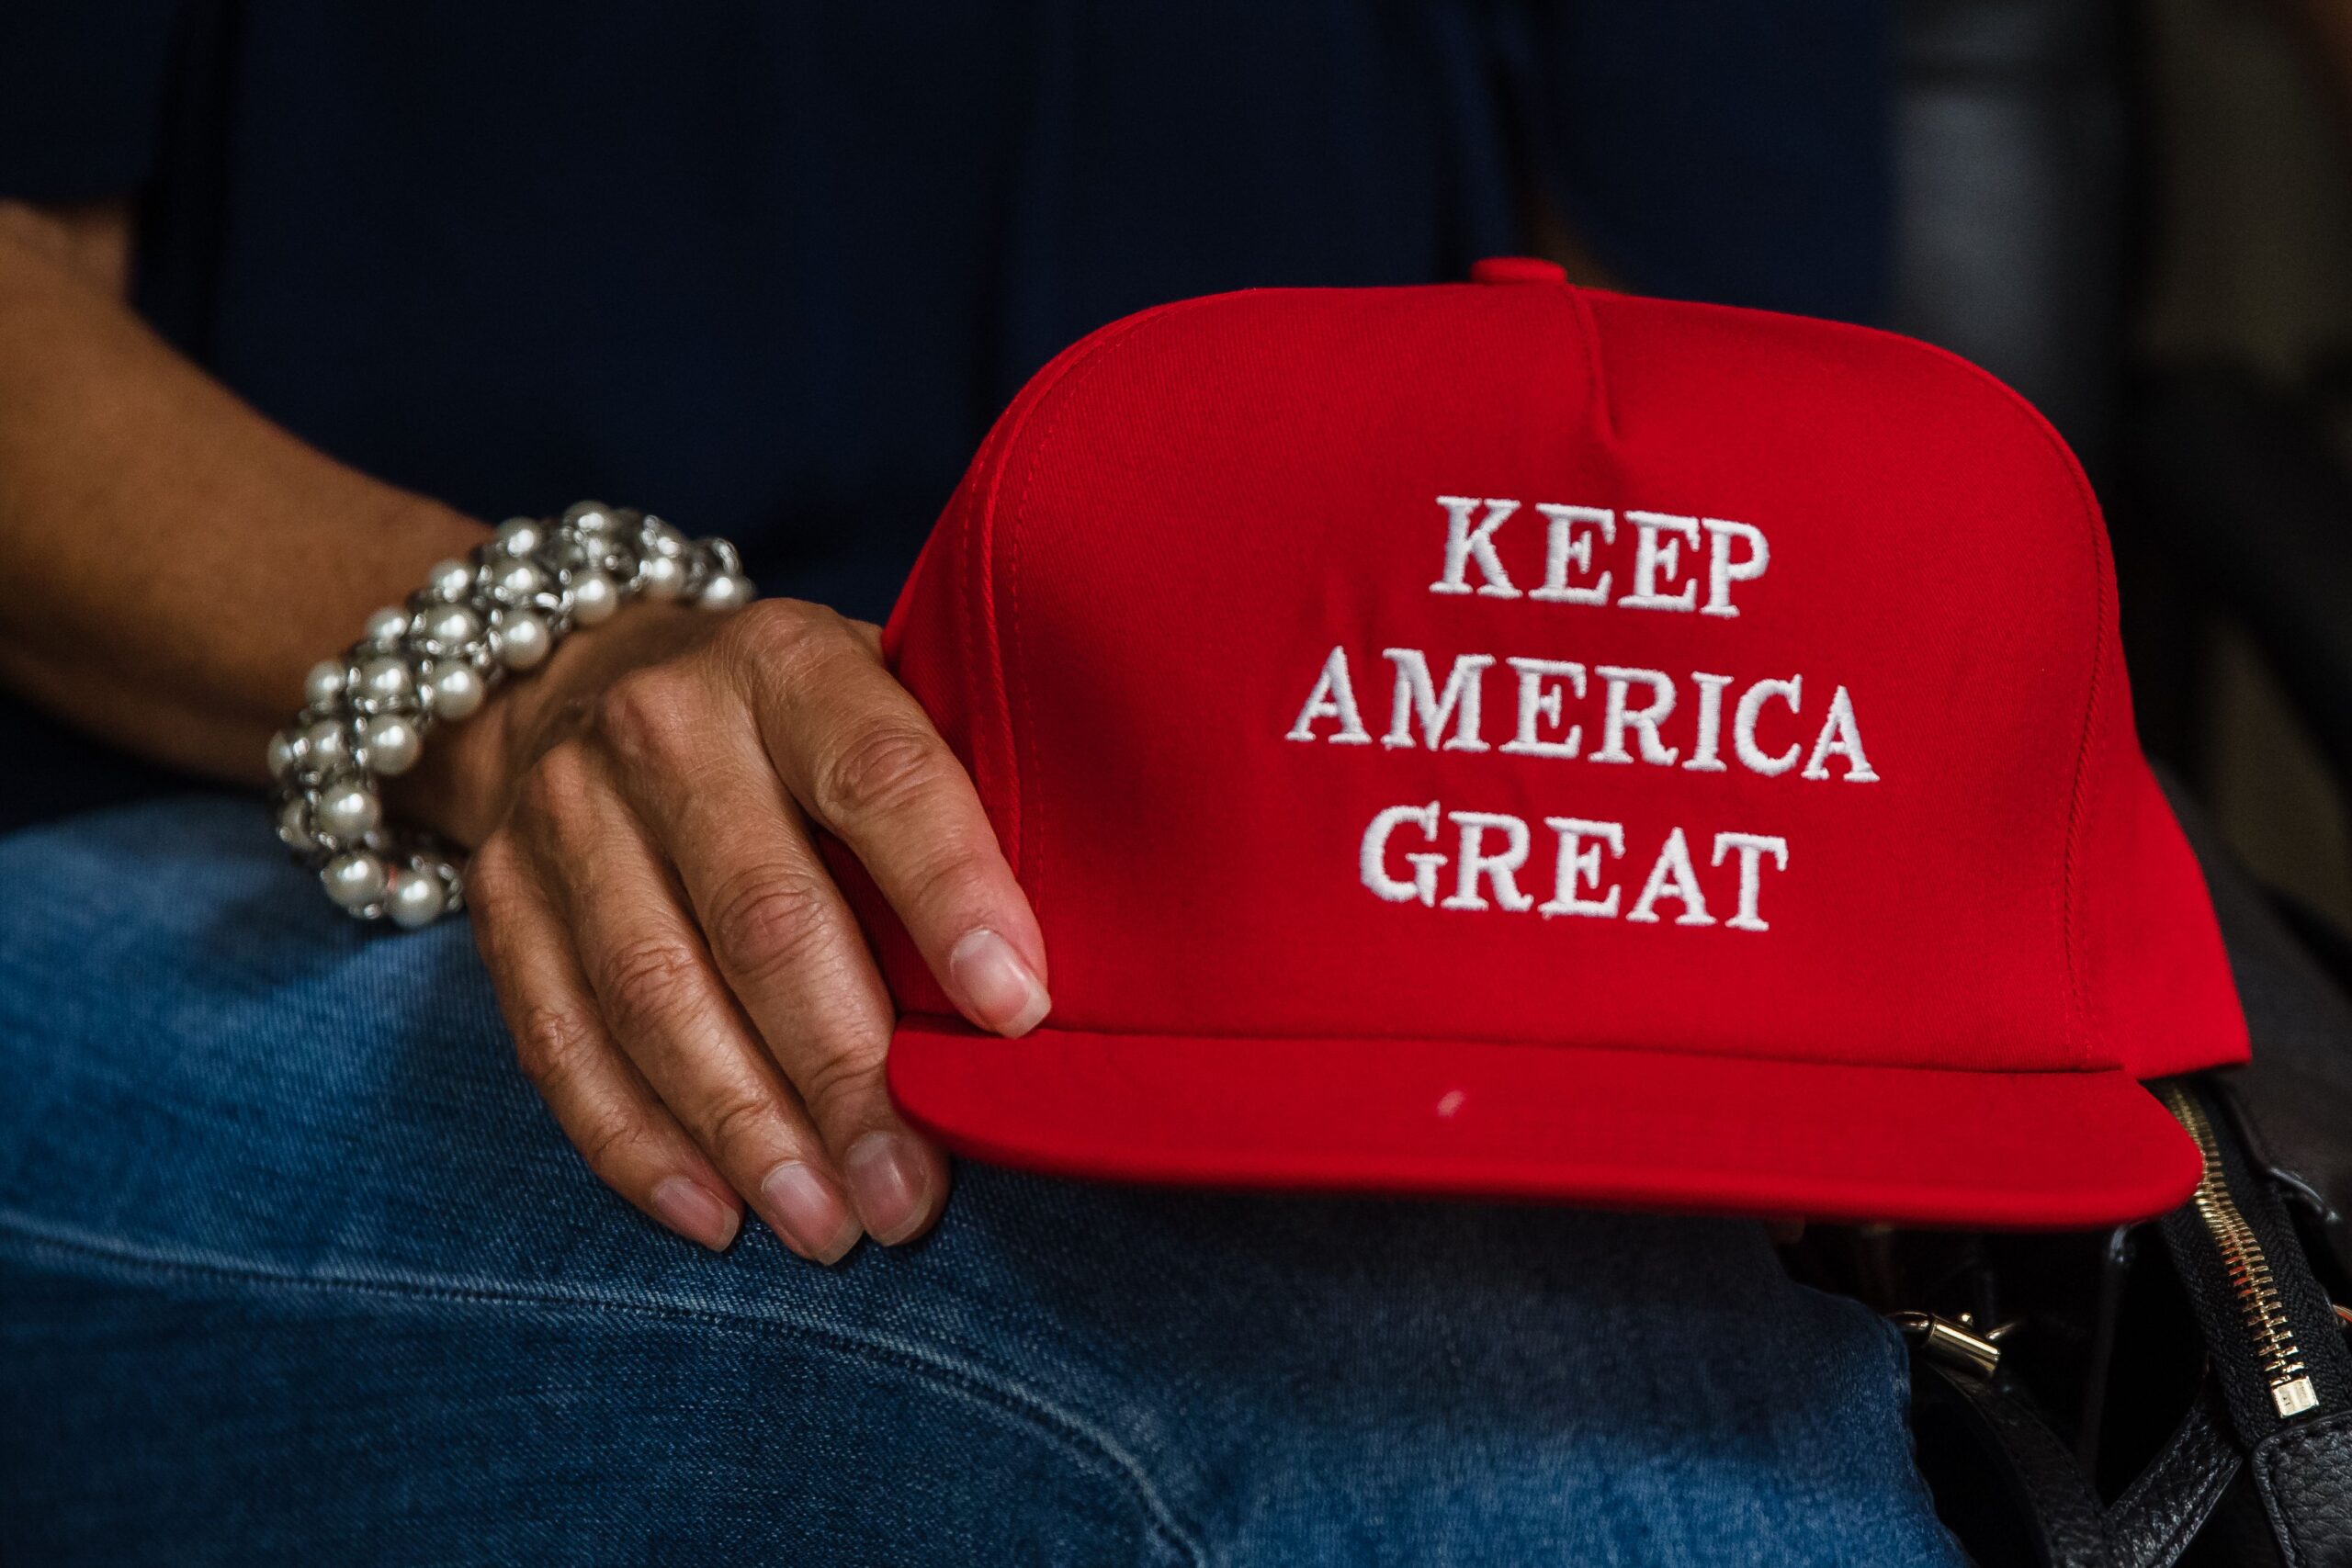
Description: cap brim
xmin=888 ymin=1020 xmax=2204 ymax=1229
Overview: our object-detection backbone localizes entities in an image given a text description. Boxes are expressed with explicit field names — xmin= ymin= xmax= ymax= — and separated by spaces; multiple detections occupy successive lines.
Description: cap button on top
xmin=1470 ymin=255 xmax=1567 ymax=287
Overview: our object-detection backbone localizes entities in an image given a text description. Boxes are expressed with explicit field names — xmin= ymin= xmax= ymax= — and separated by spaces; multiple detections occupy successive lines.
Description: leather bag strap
xmin=1903 ymin=1077 xmax=2352 ymax=1566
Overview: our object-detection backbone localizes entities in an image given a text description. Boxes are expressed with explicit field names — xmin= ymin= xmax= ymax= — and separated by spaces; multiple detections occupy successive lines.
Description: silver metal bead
xmin=570 ymin=570 xmax=619 ymax=625
xmin=363 ymin=606 xmax=411 ymax=646
xmin=550 ymin=532 xmax=600 ymax=572
xmin=563 ymin=501 xmax=617 ymax=534
xmin=492 ymin=559 xmax=545 ymax=601
xmin=317 ymin=779 xmax=383 ymax=840
xmin=495 ymin=516 xmax=543 ymax=557
xmin=302 ymin=718 xmax=349 ymax=770
xmin=276 ymin=795 xmax=313 ymax=849
xmin=387 ymin=868 xmax=447 ymax=929
xmin=695 ymin=572 xmax=753 ymax=612
xmin=360 ymin=713 xmax=422 ymax=775
xmin=637 ymin=552 xmax=685 ymax=601
xmin=356 ymin=655 xmax=414 ymax=705
xmin=494 ymin=609 xmax=551 ymax=670
xmin=302 ymin=660 xmax=348 ymax=708
xmin=322 ymin=850 xmax=388 ymax=910
xmin=267 ymin=729 xmax=301 ymax=780
xmin=424 ymin=557 xmax=476 ymax=600
xmin=426 ymin=661 xmax=486 ymax=720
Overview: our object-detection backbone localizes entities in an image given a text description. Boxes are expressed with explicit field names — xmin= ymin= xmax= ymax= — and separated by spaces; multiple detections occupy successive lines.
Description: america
xmin=1284 ymin=645 xmax=1878 ymax=783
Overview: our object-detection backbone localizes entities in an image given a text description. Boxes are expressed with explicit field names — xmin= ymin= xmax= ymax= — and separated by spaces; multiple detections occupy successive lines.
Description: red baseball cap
xmin=858 ymin=258 xmax=2248 ymax=1229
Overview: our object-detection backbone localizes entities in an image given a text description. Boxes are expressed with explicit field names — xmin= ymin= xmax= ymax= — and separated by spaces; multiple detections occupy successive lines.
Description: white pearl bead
xmin=317 ymin=779 xmax=382 ymax=840
xmin=424 ymin=557 xmax=475 ymax=600
xmin=493 ymin=559 xmax=545 ymax=601
xmin=495 ymin=610 xmax=551 ymax=670
xmin=570 ymin=571 xmax=619 ymax=625
xmin=364 ymin=606 xmax=410 ymax=645
xmin=695 ymin=573 xmax=752 ymax=612
xmin=267 ymin=730 xmax=301 ymax=780
xmin=323 ymin=850 xmax=388 ymax=910
xmin=303 ymin=660 xmax=347 ymax=708
xmin=388 ymin=869 xmax=447 ymax=929
xmin=495 ymin=516 xmax=543 ymax=557
xmin=427 ymin=662 xmax=486 ymax=720
xmin=421 ymin=604 xmax=481 ymax=648
xmin=277 ymin=796 xmax=312 ymax=848
xmin=356 ymin=656 xmax=413 ymax=705
xmin=303 ymin=719 xmax=348 ymax=769
xmin=563 ymin=502 xmax=616 ymax=534
xmin=361 ymin=714 xmax=422 ymax=775
xmin=637 ymin=552 xmax=685 ymax=601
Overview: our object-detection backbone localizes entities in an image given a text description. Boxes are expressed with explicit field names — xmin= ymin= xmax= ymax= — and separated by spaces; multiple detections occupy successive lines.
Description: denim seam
xmin=0 ymin=1212 xmax=1209 ymax=1567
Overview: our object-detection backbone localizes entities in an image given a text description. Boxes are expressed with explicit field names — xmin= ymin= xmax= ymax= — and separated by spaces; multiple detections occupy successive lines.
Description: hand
xmin=426 ymin=597 xmax=1051 ymax=1261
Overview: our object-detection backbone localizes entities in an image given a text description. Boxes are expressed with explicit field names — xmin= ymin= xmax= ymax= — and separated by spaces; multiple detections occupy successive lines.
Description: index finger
xmin=729 ymin=605 xmax=1050 ymax=1041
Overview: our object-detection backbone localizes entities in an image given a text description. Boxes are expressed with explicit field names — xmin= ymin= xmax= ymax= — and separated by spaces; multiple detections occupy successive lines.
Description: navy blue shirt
xmin=0 ymin=2 xmax=1889 ymax=828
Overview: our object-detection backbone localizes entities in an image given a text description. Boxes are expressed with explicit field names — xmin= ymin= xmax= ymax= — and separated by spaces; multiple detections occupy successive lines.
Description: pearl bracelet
xmin=268 ymin=502 xmax=752 ymax=928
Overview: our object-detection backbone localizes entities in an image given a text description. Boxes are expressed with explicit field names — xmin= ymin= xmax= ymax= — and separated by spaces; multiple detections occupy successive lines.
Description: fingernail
xmin=846 ymin=1131 xmax=934 ymax=1245
xmin=760 ymin=1161 xmax=862 ymax=1265
xmin=948 ymin=929 xmax=1050 ymax=1036
xmin=650 ymin=1176 xmax=741 ymax=1253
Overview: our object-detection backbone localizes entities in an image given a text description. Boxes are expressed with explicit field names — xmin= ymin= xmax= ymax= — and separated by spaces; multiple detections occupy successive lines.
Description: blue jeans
xmin=0 ymin=797 xmax=1965 ymax=1566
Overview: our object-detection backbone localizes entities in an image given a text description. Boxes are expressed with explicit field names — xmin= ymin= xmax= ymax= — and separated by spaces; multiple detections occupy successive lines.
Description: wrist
xmin=379 ymin=667 xmax=514 ymax=849
xmin=385 ymin=597 xmax=722 ymax=848
xmin=273 ymin=506 xmax=752 ymax=924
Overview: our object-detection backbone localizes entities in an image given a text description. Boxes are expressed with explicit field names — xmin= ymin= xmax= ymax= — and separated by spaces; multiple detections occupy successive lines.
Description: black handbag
xmin=1899 ymin=1075 xmax=2352 ymax=1566
xmin=1793 ymin=785 xmax=2352 ymax=1566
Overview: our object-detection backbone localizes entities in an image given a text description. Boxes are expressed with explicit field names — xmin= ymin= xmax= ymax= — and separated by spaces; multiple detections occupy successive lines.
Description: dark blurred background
xmin=3 ymin=0 xmax=2347 ymax=935
xmin=1885 ymin=0 xmax=2352 ymax=940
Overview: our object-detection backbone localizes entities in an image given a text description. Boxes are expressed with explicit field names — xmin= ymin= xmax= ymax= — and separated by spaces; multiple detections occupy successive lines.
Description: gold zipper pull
xmin=1893 ymin=1311 xmax=2006 ymax=1379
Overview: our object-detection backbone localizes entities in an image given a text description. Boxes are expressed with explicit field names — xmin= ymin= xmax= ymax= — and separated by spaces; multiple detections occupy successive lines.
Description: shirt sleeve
xmin=0 ymin=0 xmax=187 ymax=200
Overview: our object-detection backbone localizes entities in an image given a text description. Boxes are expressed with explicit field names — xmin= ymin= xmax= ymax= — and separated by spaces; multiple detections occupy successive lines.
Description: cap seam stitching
xmin=1559 ymin=283 xmax=1619 ymax=446
xmin=964 ymin=301 xmax=1196 ymax=879
xmin=1860 ymin=335 xmax=2109 ymax=1070
xmin=995 ymin=293 xmax=1234 ymax=927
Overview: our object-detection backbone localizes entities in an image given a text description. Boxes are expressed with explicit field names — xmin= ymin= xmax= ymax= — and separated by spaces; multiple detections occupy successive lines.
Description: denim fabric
xmin=0 ymin=796 xmax=1965 ymax=1566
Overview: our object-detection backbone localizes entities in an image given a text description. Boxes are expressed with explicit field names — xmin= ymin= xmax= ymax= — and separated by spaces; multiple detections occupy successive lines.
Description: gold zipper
xmin=2160 ymin=1083 xmax=2321 ymax=1420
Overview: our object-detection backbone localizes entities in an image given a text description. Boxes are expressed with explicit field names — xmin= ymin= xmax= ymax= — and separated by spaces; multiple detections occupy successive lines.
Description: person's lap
xmin=0 ymin=795 xmax=1964 ymax=1566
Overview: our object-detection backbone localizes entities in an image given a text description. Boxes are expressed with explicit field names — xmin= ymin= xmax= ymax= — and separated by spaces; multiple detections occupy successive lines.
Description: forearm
xmin=0 ymin=199 xmax=487 ymax=784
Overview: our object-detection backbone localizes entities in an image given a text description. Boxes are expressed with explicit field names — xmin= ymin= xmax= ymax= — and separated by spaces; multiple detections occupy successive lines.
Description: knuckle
xmin=791 ymin=1039 xmax=888 ymax=1121
xmin=575 ymin=1113 xmax=667 ymax=1179
xmin=516 ymin=740 xmax=600 ymax=827
xmin=724 ymin=596 xmax=822 ymax=665
xmin=728 ymin=601 xmax=867 ymax=705
xmin=894 ymin=843 xmax=996 ymax=931
xmin=702 ymin=866 xmax=833 ymax=984
xmin=698 ymin=1089 xmax=784 ymax=1163
xmin=466 ymin=830 xmax=524 ymax=906
xmin=594 ymin=669 xmax=701 ymax=769
xmin=810 ymin=721 xmax=947 ymax=830
xmin=511 ymin=1002 xmax=600 ymax=1090
xmin=598 ymin=935 xmax=707 ymax=1033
